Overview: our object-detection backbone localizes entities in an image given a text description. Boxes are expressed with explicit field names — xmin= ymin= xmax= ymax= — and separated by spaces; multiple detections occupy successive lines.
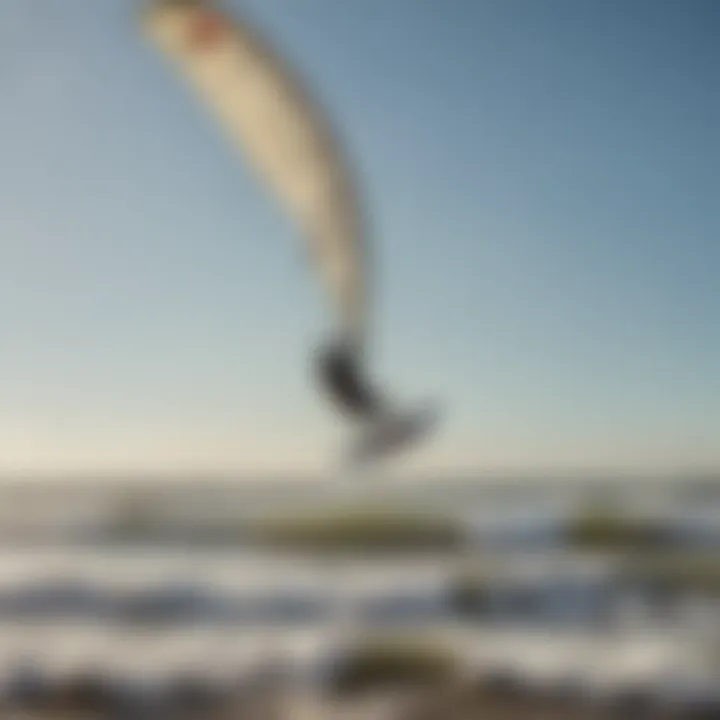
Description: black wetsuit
xmin=317 ymin=344 xmax=383 ymax=418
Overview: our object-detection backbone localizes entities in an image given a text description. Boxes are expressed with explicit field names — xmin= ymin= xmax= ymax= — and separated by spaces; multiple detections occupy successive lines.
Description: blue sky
xmin=1 ymin=0 xmax=718 ymax=476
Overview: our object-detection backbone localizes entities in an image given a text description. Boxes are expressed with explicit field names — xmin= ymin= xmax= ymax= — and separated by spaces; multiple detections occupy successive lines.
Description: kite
xmin=141 ymin=0 xmax=439 ymax=463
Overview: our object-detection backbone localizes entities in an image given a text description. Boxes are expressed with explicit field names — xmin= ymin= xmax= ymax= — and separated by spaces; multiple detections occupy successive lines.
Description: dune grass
xmin=247 ymin=505 xmax=462 ymax=553
xmin=329 ymin=635 xmax=459 ymax=695
xmin=565 ymin=501 xmax=672 ymax=552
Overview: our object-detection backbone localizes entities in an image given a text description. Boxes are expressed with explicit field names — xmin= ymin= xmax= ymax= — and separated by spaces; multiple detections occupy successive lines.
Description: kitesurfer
xmin=317 ymin=342 xmax=384 ymax=419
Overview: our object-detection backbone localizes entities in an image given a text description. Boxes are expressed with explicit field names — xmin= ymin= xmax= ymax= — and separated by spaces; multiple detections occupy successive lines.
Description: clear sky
xmin=1 ymin=0 xmax=718 ymax=477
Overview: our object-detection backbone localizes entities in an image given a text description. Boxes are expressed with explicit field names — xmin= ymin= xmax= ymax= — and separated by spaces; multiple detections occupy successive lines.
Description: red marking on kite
xmin=187 ymin=10 xmax=227 ymax=51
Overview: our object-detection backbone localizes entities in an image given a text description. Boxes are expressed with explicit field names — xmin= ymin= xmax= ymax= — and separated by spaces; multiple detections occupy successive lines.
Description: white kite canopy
xmin=141 ymin=0 xmax=368 ymax=350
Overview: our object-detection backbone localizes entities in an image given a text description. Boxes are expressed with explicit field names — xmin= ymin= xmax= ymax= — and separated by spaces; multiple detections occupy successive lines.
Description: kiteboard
xmin=345 ymin=403 xmax=440 ymax=467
